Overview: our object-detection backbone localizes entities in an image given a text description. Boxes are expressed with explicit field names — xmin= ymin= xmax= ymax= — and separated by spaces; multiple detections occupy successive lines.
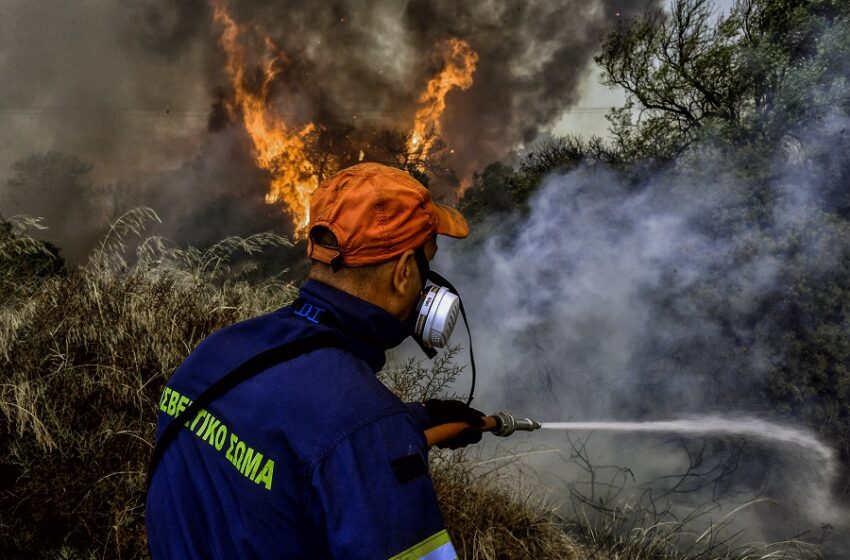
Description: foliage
xmin=458 ymin=162 xmax=519 ymax=221
xmin=597 ymin=0 xmax=748 ymax=159
xmin=588 ymin=0 xmax=850 ymax=490
xmin=0 ymin=215 xmax=64 ymax=306
xmin=641 ymin=148 xmax=850 ymax=493
xmin=381 ymin=346 xmax=467 ymax=403
xmin=432 ymin=455 xmax=583 ymax=560
xmin=0 ymin=215 xmax=295 ymax=558
xmin=595 ymin=0 xmax=850 ymax=160
xmin=1 ymin=152 xmax=106 ymax=262
xmin=459 ymin=136 xmax=617 ymax=221
xmin=459 ymin=1 xmax=850 ymax=491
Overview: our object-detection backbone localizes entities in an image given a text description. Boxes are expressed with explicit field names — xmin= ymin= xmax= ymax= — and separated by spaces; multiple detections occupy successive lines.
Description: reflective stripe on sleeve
xmin=388 ymin=529 xmax=457 ymax=560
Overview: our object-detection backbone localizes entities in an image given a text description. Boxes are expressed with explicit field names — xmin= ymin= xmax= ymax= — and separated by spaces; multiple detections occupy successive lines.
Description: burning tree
xmin=211 ymin=2 xmax=479 ymax=239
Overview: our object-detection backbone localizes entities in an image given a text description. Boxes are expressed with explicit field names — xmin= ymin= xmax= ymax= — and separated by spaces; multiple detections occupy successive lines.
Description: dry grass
xmin=433 ymin=455 xmax=583 ymax=560
xmin=0 ymin=212 xmax=820 ymax=559
xmin=0 ymin=211 xmax=295 ymax=557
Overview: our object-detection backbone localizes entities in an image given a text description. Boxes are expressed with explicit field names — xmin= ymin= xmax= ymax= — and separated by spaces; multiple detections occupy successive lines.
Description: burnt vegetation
xmin=3 ymin=0 xmax=850 ymax=558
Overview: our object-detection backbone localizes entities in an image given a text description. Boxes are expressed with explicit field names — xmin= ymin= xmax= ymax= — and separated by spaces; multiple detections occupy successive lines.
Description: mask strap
xmin=411 ymin=247 xmax=437 ymax=358
xmin=413 ymin=247 xmax=431 ymax=289
xmin=427 ymin=269 xmax=477 ymax=406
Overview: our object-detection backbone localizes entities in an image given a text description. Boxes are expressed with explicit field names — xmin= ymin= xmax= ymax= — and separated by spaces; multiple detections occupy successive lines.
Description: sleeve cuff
xmin=403 ymin=402 xmax=431 ymax=430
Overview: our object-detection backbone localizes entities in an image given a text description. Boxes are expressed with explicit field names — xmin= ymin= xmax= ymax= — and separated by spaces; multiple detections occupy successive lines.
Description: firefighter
xmin=146 ymin=162 xmax=484 ymax=559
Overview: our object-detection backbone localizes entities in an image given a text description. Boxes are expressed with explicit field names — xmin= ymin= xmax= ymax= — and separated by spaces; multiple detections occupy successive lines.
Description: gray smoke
xmin=205 ymin=0 xmax=652 ymax=189
xmin=0 ymin=0 xmax=217 ymax=259
xmin=431 ymin=116 xmax=850 ymax=555
xmin=0 ymin=0 xmax=656 ymax=261
xmin=0 ymin=0 xmax=213 ymax=183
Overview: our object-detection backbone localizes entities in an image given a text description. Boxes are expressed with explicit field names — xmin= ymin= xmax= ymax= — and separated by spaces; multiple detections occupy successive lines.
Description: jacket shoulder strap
xmin=146 ymin=331 xmax=344 ymax=490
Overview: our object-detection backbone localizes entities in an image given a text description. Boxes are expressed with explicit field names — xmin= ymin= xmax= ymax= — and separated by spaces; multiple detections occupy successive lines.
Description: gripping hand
xmin=423 ymin=399 xmax=486 ymax=449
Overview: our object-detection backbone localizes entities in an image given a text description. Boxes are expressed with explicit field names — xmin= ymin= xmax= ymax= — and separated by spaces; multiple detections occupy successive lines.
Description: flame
xmin=213 ymin=2 xmax=317 ymax=238
xmin=213 ymin=2 xmax=478 ymax=232
xmin=407 ymin=38 xmax=479 ymax=167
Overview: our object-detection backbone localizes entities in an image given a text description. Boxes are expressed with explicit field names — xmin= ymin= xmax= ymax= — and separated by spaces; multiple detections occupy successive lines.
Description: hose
xmin=424 ymin=411 xmax=541 ymax=448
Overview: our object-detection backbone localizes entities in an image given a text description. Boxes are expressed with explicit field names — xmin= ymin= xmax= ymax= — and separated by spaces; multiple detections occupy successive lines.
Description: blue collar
xmin=294 ymin=280 xmax=410 ymax=372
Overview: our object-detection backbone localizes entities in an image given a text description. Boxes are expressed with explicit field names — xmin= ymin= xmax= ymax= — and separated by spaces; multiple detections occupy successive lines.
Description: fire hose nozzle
xmin=490 ymin=410 xmax=543 ymax=437
xmin=424 ymin=410 xmax=542 ymax=448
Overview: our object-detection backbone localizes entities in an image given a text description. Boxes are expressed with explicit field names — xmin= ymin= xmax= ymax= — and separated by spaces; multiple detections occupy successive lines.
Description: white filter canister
xmin=421 ymin=287 xmax=460 ymax=348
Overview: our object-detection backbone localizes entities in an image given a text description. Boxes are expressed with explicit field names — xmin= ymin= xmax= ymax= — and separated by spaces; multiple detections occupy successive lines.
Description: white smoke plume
xmin=433 ymin=117 xmax=850 ymax=556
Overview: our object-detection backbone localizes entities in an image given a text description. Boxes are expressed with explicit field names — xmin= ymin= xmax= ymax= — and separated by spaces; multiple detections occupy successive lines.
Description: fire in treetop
xmin=406 ymin=38 xmax=479 ymax=170
xmin=213 ymin=3 xmax=318 ymax=238
xmin=212 ymin=2 xmax=478 ymax=239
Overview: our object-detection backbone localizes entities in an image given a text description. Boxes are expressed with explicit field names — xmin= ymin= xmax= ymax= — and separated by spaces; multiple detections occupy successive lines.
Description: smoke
xmin=1 ymin=0 xmax=655 ymax=261
xmin=432 ymin=117 xmax=850 ymax=555
xmin=207 ymin=0 xmax=650 ymax=187
xmin=0 ymin=1 xmax=213 ymax=182
xmin=0 ymin=0 xmax=215 ymax=260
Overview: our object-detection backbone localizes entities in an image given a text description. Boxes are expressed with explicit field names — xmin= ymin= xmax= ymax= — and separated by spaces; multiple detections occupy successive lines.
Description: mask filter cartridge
xmin=414 ymin=284 xmax=460 ymax=349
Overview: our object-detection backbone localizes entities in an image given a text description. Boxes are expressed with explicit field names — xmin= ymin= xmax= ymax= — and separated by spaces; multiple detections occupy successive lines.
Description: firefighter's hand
xmin=423 ymin=399 xmax=486 ymax=449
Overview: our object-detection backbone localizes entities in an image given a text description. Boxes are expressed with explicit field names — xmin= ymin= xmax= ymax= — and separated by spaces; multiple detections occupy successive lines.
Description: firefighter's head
xmin=306 ymin=162 xmax=468 ymax=322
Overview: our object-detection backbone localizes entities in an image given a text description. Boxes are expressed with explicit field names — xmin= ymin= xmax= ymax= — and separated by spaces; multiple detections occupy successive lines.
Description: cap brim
xmin=432 ymin=203 xmax=470 ymax=239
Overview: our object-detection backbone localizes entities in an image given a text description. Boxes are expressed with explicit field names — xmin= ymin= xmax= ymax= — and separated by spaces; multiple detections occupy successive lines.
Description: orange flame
xmin=213 ymin=3 xmax=317 ymax=239
xmin=407 ymin=38 xmax=479 ymax=167
xmin=213 ymin=2 xmax=478 ymax=233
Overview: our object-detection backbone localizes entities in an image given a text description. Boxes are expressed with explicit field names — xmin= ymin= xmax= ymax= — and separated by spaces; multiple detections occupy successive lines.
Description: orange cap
xmin=307 ymin=162 xmax=469 ymax=266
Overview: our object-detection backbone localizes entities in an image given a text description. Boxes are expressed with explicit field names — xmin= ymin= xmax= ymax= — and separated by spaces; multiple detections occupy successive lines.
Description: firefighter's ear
xmin=391 ymin=249 xmax=418 ymax=297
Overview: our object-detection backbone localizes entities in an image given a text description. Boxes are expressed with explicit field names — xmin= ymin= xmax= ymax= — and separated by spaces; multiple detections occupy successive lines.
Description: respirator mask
xmin=411 ymin=247 xmax=477 ymax=404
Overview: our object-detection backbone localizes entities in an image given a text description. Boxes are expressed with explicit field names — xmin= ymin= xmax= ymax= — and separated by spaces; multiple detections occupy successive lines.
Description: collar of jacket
xmin=295 ymin=279 xmax=410 ymax=372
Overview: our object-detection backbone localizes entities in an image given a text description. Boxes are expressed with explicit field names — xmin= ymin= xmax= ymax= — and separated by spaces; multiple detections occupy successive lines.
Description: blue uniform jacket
xmin=146 ymin=280 xmax=457 ymax=559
